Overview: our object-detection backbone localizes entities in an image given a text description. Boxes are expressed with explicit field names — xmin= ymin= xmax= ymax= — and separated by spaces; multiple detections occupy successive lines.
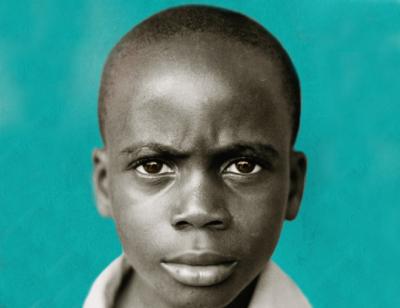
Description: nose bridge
xmin=187 ymin=169 xmax=213 ymax=206
xmin=172 ymin=169 xmax=231 ymax=230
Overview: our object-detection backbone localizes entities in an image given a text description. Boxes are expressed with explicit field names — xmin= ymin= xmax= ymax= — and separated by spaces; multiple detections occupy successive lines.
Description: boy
xmin=86 ymin=5 xmax=309 ymax=308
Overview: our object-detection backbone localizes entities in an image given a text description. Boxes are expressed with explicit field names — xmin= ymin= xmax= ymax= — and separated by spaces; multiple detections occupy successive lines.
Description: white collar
xmin=84 ymin=255 xmax=311 ymax=308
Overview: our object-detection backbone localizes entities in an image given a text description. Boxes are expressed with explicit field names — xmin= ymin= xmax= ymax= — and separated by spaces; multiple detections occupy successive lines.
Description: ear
xmin=286 ymin=151 xmax=307 ymax=221
xmin=92 ymin=148 xmax=113 ymax=217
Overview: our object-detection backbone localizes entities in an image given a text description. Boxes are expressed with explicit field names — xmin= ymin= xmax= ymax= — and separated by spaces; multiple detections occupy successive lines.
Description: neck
xmin=226 ymin=276 xmax=259 ymax=308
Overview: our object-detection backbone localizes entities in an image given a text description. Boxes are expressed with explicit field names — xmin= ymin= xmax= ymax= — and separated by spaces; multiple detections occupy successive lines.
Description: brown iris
xmin=235 ymin=160 xmax=255 ymax=173
xmin=142 ymin=161 xmax=163 ymax=174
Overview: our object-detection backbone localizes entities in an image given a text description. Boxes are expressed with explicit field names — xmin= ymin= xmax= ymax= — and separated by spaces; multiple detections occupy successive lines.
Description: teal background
xmin=1 ymin=0 xmax=399 ymax=307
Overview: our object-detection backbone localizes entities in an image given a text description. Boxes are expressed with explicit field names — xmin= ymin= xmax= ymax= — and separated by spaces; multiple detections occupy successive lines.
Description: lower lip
xmin=160 ymin=262 xmax=238 ymax=287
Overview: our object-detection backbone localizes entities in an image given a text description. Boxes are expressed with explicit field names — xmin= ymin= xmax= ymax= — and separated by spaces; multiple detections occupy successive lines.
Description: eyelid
xmin=128 ymin=157 xmax=176 ymax=175
xmin=139 ymin=164 xmax=173 ymax=175
xmin=225 ymin=162 xmax=262 ymax=174
xmin=221 ymin=157 xmax=269 ymax=174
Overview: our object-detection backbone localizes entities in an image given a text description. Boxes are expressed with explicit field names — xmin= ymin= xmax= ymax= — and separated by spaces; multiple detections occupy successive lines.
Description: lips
xmin=161 ymin=251 xmax=238 ymax=287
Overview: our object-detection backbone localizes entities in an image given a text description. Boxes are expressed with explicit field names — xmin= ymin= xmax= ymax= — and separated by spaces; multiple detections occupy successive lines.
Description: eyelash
xmin=129 ymin=158 xmax=173 ymax=170
xmin=128 ymin=156 xmax=270 ymax=176
xmin=222 ymin=157 xmax=268 ymax=173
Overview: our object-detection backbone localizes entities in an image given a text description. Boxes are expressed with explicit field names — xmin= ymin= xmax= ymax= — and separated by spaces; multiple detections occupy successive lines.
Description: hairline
xmin=98 ymin=5 xmax=301 ymax=147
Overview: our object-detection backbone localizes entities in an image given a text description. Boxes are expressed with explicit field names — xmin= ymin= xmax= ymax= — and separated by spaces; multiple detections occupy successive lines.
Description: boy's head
xmin=93 ymin=5 xmax=306 ymax=308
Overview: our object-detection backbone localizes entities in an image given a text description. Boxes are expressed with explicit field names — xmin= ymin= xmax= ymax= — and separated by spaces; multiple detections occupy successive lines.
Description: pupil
xmin=236 ymin=161 xmax=254 ymax=173
xmin=144 ymin=162 xmax=162 ymax=173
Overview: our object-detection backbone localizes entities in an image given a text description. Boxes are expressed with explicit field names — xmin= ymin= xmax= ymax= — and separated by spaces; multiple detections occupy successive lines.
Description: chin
xmin=159 ymin=278 xmax=246 ymax=308
xmin=166 ymin=291 xmax=235 ymax=308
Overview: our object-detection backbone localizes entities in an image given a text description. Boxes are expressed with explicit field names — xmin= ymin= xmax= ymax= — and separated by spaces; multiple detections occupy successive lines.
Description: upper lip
xmin=162 ymin=251 xmax=237 ymax=266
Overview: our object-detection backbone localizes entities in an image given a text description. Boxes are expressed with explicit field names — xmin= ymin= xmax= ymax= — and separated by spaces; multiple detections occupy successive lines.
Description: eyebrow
xmin=212 ymin=143 xmax=280 ymax=160
xmin=119 ymin=142 xmax=279 ymax=160
xmin=120 ymin=142 xmax=189 ymax=158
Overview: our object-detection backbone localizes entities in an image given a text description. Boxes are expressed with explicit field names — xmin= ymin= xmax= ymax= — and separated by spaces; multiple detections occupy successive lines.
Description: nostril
xmin=172 ymin=219 xmax=226 ymax=230
xmin=205 ymin=220 xmax=225 ymax=229
xmin=173 ymin=220 xmax=190 ymax=230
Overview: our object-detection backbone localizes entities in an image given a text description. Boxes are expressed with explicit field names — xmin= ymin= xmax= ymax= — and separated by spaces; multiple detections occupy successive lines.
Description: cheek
xmin=108 ymin=175 xmax=171 ymax=265
xmin=230 ymin=175 xmax=290 ymax=258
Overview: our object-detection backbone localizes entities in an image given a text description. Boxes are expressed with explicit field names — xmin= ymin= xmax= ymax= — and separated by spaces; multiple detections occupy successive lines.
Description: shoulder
xmin=249 ymin=261 xmax=311 ymax=308
xmin=84 ymin=256 xmax=129 ymax=308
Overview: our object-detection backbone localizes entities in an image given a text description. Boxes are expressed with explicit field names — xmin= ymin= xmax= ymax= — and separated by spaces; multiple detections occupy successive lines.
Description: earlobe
xmin=286 ymin=151 xmax=307 ymax=221
xmin=92 ymin=148 xmax=113 ymax=217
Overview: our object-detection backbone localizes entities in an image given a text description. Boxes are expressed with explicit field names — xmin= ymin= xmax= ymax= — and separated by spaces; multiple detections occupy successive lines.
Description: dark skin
xmin=93 ymin=33 xmax=306 ymax=308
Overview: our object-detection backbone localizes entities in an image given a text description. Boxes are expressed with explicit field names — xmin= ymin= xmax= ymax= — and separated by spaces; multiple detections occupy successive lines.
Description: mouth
xmin=161 ymin=251 xmax=238 ymax=287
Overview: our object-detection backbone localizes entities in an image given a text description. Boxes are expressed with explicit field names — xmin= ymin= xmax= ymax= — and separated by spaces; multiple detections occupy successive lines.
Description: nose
xmin=171 ymin=171 xmax=232 ymax=231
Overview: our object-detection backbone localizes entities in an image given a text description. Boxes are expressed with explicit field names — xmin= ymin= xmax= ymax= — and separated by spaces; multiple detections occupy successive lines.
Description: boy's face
xmin=94 ymin=34 xmax=306 ymax=308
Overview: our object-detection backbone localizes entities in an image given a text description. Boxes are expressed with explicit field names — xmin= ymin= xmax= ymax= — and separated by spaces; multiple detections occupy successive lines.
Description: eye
xmin=224 ymin=159 xmax=262 ymax=175
xmin=135 ymin=160 xmax=174 ymax=175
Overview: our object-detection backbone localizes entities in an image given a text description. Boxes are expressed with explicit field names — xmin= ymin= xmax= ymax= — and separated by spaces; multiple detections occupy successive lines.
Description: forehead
xmin=105 ymin=33 xmax=291 ymax=153
xmin=109 ymin=33 xmax=287 ymax=101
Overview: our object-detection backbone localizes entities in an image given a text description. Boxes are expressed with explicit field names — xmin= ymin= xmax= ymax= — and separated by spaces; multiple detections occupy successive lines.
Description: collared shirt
xmin=84 ymin=255 xmax=311 ymax=308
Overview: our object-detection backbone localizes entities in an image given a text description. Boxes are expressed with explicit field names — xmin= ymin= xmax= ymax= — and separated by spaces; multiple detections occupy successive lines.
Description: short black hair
xmin=99 ymin=5 xmax=301 ymax=145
